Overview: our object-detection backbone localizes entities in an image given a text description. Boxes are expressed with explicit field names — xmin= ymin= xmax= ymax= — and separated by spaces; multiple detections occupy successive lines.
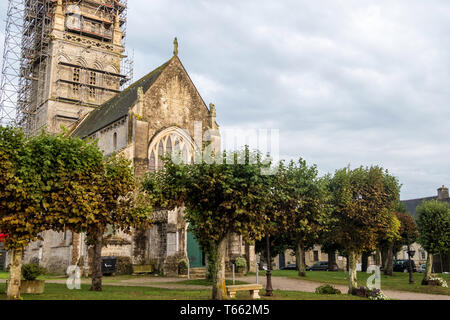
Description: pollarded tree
xmin=0 ymin=127 xmax=106 ymax=299
xmin=329 ymin=166 xmax=400 ymax=293
xmin=0 ymin=126 xmax=44 ymax=300
xmin=61 ymin=155 xmax=153 ymax=291
xmin=143 ymin=148 xmax=270 ymax=300
xmin=18 ymin=131 xmax=152 ymax=292
xmin=275 ymin=159 xmax=332 ymax=277
xmin=416 ymin=200 xmax=450 ymax=284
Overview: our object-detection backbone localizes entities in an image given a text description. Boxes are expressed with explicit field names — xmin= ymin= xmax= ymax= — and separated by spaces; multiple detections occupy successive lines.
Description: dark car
xmin=280 ymin=263 xmax=297 ymax=270
xmin=393 ymin=259 xmax=417 ymax=273
xmin=306 ymin=261 xmax=339 ymax=271
xmin=307 ymin=261 xmax=329 ymax=271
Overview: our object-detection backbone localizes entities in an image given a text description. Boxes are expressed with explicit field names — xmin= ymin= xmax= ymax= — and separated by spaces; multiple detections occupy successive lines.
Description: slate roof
xmin=402 ymin=196 xmax=450 ymax=218
xmin=72 ymin=60 xmax=171 ymax=138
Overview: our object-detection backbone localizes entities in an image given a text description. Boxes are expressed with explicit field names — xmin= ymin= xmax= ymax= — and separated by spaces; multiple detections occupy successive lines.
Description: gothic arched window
xmin=148 ymin=127 xmax=196 ymax=172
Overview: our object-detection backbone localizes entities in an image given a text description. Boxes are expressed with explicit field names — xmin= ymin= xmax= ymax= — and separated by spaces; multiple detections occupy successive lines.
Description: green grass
xmin=256 ymin=270 xmax=450 ymax=296
xmin=0 ymin=282 xmax=365 ymax=300
xmin=0 ymin=271 xmax=60 ymax=281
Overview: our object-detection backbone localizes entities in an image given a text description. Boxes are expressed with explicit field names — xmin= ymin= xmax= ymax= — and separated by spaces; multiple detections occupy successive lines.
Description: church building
xmin=21 ymin=0 xmax=256 ymax=276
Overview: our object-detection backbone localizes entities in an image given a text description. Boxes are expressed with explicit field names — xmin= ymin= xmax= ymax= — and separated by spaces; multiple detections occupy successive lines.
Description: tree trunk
xmin=346 ymin=255 xmax=349 ymax=272
xmin=327 ymin=250 xmax=336 ymax=270
xmin=408 ymin=245 xmax=414 ymax=284
xmin=422 ymin=252 xmax=433 ymax=284
xmin=265 ymin=236 xmax=273 ymax=296
xmin=7 ymin=247 xmax=23 ymax=300
xmin=381 ymin=246 xmax=388 ymax=270
xmin=384 ymin=243 xmax=394 ymax=276
xmin=361 ymin=252 xmax=369 ymax=272
xmin=348 ymin=251 xmax=358 ymax=293
xmin=297 ymin=242 xmax=306 ymax=277
xmin=211 ymin=237 xmax=227 ymax=300
xmin=90 ymin=231 xmax=103 ymax=291
xmin=375 ymin=248 xmax=381 ymax=266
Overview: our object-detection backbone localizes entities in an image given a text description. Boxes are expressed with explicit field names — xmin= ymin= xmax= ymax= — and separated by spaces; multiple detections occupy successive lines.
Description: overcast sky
xmin=1 ymin=1 xmax=449 ymax=200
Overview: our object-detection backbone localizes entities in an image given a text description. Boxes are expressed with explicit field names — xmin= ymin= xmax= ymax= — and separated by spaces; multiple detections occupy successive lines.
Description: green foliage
xmin=315 ymin=284 xmax=341 ymax=295
xmin=416 ymin=200 xmax=450 ymax=255
xmin=329 ymin=166 xmax=401 ymax=254
xmin=21 ymin=263 xmax=46 ymax=281
xmin=178 ymin=259 xmax=189 ymax=275
xmin=0 ymin=127 xmax=49 ymax=250
xmin=144 ymin=147 xmax=270 ymax=249
xmin=395 ymin=211 xmax=419 ymax=246
xmin=274 ymin=159 xmax=333 ymax=251
xmin=234 ymin=257 xmax=247 ymax=268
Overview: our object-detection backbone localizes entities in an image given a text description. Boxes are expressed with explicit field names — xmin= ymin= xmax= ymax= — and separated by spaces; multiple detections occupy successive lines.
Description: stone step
xmin=189 ymin=267 xmax=206 ymax=274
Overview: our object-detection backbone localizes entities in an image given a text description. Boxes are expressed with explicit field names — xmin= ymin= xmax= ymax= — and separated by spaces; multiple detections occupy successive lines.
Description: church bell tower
xmin=20 ymin=0 xmax=129 ymax=135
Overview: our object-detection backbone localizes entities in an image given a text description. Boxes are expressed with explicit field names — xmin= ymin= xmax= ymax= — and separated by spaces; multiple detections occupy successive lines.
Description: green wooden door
xmin=187 ymin=232 xmax=203 ymax=268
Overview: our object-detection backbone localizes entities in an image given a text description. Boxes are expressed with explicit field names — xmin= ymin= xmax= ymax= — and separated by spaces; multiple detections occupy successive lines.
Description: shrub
xmin=178 ymin=259 xmax=188 ymax=275
xmin=115 ymin=256 xmax=133 ymax=275
xmin=351 ymin=286 xmax=390 ymax=300
xmin=22 ymin=263 xmax=46 ymax=281
xmin=234 ymin=257 xmax=247 ymax=269
xmin=426 ymin=276 xmax=448 ymax=288
xmin=315 ymin=284 xmax=341 ymax=295
xmin=366 ymin=287 xmax=390 ymax=300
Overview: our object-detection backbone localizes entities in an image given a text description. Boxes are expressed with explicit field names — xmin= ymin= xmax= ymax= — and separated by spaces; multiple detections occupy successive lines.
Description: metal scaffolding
xmin=0 ymin=0 xmax=25 ymax=126
xmin=0 ymin=0 xmax=132 ymax=131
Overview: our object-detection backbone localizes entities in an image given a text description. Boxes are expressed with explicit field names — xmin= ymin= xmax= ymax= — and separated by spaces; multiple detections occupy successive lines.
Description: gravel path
xmin=235 ymin=275 xmax=450 ymax=300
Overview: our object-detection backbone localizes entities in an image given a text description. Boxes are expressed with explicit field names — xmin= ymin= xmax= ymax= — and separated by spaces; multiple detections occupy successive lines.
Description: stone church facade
xmin=22 ymin=0 xmax=256 ymax=276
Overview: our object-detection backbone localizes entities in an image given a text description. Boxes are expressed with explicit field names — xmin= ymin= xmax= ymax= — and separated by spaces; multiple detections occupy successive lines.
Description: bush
xmin=366 ymin=287 xmax=390 ymax=300
xmin=425 ymin=276 xmax=448 ymax=287
xmin=315 ymin=284 xmax=341 ymax=295
xmin=115 ymin=256 xmax=133 ymax=275
xmin=351 ymin=286 xmax=390 ymax=300
xmin=22 ymin=263 xmax=46 ymax=281
xmin=178 ymin=259 xmax=188 ymax=275
xmin=234 ymin=257 xmax=247 ymax=269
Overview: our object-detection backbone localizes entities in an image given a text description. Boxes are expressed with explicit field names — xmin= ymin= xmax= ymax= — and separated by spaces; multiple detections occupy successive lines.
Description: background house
xmin=401 ymin=185 xmax=450 ymax=273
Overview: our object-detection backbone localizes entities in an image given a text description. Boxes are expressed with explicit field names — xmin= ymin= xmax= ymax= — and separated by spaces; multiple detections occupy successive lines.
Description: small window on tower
xmin=89 ymin=71 xmax=96 ymax=98
xmin=72 ymin=68 xmax=80 ymax=94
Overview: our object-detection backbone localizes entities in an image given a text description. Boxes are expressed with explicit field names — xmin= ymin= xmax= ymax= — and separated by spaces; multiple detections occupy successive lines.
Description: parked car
xmin=393 ymin=259 xmax=417 ymax=273
xmin=306 ymin=261 xmax=339 ymax=271
xmin=418 ymin=264 xmax=426 ymax=273
xmin=307 ymin=261 xmax=329 ymax=271
xmin=280 ymin=263 xmax=297 ymax=270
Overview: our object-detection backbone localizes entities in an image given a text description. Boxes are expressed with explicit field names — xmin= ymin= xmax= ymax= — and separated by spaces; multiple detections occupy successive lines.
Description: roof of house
xmin=402 ymin=196 xmax=450 ymax=218
xmin=72 ymin=59 xmax=171 ymax=138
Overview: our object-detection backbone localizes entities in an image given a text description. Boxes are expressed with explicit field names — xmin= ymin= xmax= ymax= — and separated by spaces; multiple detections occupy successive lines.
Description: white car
xmin=418 ymin=264 xmax=426 ymax=273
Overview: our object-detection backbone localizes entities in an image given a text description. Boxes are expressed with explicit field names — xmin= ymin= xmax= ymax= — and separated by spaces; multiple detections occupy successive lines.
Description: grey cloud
xmin=1 ymin=0 xmax=449 ymax=199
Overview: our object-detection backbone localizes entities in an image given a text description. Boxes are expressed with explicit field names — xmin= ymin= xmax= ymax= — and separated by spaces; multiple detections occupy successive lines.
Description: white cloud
xmin=0 ymin=0 xmax=449 ymax=199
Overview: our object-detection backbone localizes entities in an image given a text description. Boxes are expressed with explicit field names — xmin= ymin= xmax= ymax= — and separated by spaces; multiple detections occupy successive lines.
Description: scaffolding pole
xmin=0 ymin=0 xmax=25 ymax=126
xmin=1 ymin=0 xmax=132 ymax=131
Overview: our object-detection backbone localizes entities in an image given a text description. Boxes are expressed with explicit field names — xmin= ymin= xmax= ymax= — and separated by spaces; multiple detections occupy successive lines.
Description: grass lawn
xmin=0 ymin=271 xmax=61 ymax=281
xmin=0 ymin=282 xmax=365 ymax=300
xmin=255 ymin=270 xmax=450 ymax=296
